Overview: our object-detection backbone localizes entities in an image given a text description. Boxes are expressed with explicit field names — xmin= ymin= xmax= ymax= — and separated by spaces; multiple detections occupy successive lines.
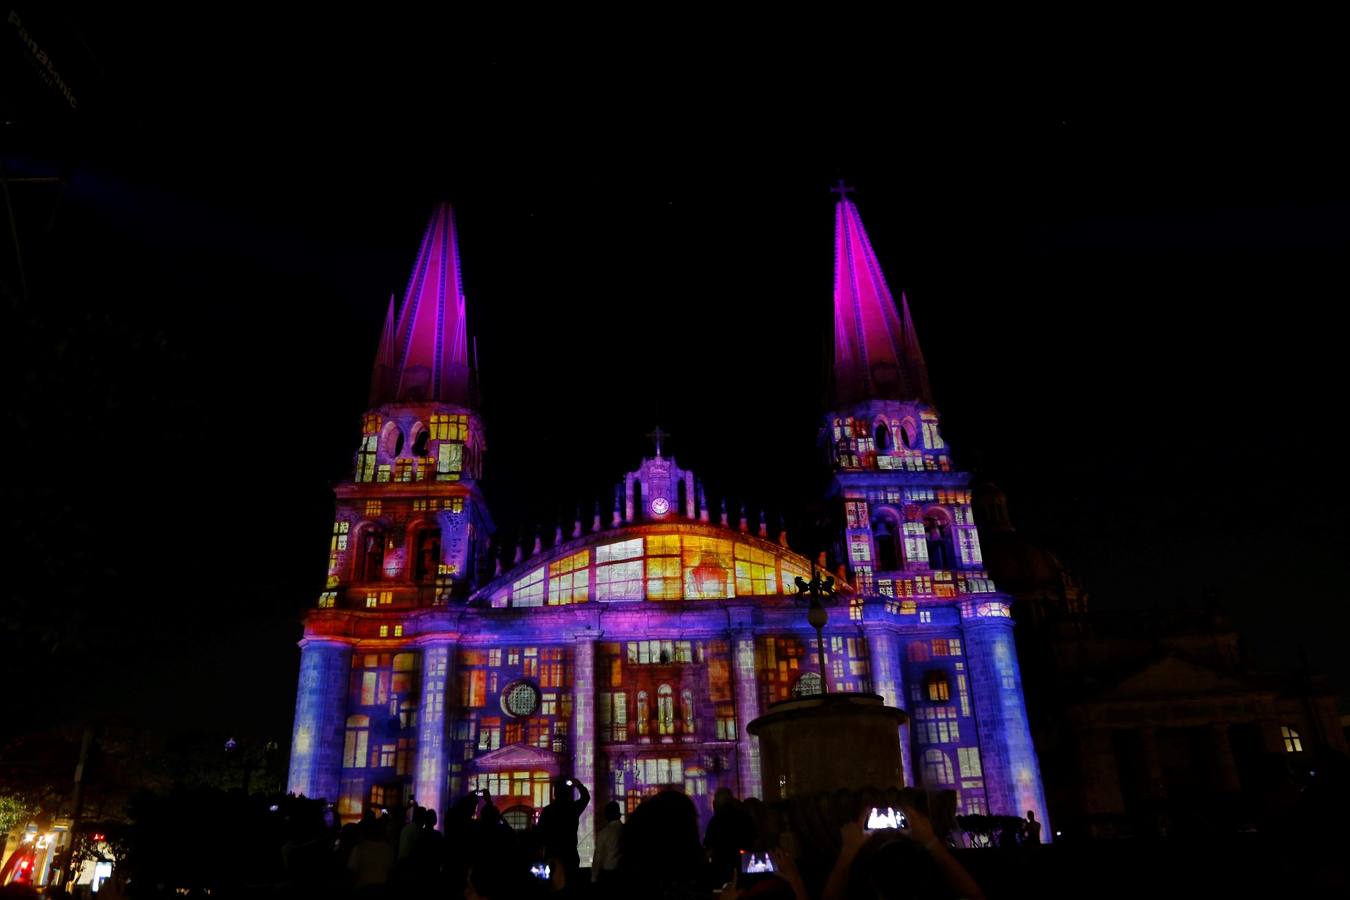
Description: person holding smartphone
xmin=536 ymin=776 xmax=590 ymax=887
xmin=822 ymin=802 xmax=984 ymax=900
xmin=720 ymin=848 xmax=809 ymax=900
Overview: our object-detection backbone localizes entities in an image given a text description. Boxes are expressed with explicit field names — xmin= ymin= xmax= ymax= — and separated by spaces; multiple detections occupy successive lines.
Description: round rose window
xmin=501 ymin=680 xmax=541 ymax=717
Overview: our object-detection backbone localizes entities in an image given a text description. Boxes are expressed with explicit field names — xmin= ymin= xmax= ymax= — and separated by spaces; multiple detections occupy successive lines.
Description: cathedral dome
xmin=973 ymin=479 xmax=1066 ymax=595
xmin=980 ymin=530 xmax=1065 ymax=595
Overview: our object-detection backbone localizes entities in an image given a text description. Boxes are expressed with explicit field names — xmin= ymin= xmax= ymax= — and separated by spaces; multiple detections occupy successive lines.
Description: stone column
xmin=1210 ymin=723 xmax=1241 ymax=793
xmin=1139 ymin=726 xmax=1164 ymax=796
xmin=572 ymin=633 xmax=598 ymax=867
xmin=864 ymin=626 xmax=911 ymax=784
xmin=414 ymin=642 xmax=454 ymax=818
xmin=287 ymin=638 xmax=353 ymax=802
xmin=1074 ymin=727 xmax=1124 ymax=816
xmin=962 ymin=614 xmax=1051 ymax=838
xmin=733 ymin=631 xmax=763 ymax=799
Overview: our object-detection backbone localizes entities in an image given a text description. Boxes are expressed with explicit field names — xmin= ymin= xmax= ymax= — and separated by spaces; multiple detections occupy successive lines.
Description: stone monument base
xmin=748 ymin=692 xmax=908 ymax=800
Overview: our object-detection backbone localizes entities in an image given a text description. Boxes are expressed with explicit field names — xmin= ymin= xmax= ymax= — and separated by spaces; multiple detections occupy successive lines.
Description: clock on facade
xmin=651 ymin=496 xmax=669 ymax=516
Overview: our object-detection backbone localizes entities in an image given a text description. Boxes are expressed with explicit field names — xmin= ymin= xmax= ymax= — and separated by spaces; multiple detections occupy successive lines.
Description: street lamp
xmin=793 ymin=563 xmax=836 ymax=693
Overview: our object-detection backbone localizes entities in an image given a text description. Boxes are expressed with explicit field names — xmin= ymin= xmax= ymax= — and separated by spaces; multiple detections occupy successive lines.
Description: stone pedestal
xmin=747 ymin=692 xmax=908 ymax=800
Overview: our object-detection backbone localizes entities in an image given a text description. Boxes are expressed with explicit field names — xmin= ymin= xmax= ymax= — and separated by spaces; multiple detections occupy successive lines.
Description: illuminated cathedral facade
xmin=287 ymin=194 xmax=1049 ymax=859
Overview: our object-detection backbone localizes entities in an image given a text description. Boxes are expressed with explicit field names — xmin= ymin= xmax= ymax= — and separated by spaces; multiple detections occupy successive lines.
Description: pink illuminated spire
xmin=374 ymin=203 xmax=473 ymax=405
xmin=831 ymin=182 xmax=932 ymax=406
xmin=368 ymin=294 xmax=398 ymax=406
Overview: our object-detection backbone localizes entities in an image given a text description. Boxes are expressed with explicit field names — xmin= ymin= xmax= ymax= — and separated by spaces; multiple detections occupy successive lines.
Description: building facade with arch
xmin=286 ymin=196 xmax=1049 ymax=860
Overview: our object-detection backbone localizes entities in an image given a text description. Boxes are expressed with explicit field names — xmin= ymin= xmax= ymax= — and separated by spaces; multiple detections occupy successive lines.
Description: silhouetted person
xmin=619 ymin=790 xmax=712 ymax=899
xmin=704 ymin=787 xmax=754 ymax=887
xmin=347 ymin=813 xmax=394 ymax=894
xmin=1023 ymin=810 xmax=1041 ymax=845
xmin=536 ymin=776 xmax=590 ymax=882
xmin=471 ymin=801 xmax=518 ymax=863
xmin=823 ymin=801 xmax=984 ymax=900
xmin=280 ymin=801 xmax=334 ymax=894
xmin=593 ymin=800 xmax=624 ymax=890
xmin=412 ymin=807 xmax=443 ymax=886
xmin=444 ymin=793 xmax=480 ymax=891
xmin=398 ymin=805 xmax=423 ymax=859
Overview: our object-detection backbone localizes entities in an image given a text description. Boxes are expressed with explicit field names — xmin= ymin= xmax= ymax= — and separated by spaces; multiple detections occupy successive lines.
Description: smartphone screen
xmin=865 ymin=807 xmax=909 ymax=832
xmin=740 ymin=851 xmax=775 ymax=874
xmin=530 ymin=863 xmax=551 ymax=881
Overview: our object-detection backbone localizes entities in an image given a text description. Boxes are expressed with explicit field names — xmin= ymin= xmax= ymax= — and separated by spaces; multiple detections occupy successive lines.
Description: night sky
xmin=5 ymin=12 xmax=1348 ymax=748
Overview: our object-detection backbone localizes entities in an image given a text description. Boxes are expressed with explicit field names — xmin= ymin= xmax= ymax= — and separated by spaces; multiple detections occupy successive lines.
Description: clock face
xmin=651 ymin=496 xmax=670 ymax=516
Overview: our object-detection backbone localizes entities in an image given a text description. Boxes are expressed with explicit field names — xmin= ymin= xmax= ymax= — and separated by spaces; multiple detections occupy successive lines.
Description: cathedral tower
xmin=287 ymin=203 xmax=492 ymax=817
xmin=825 ymin=185 xmax=1049 ymax=828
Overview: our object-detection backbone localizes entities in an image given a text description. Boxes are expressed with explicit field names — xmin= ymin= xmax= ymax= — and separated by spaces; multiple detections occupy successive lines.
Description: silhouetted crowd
xmin=257 ymin=778 xmax=990 ymax=899
xmin=27 ymin=778 xmax=997 ymax=899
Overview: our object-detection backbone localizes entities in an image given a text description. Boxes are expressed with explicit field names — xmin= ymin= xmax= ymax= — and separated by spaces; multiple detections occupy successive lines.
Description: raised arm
xmin=823 ymin=810 xmax=868 ymax=900
xmin=899 ymin=803 xmax=984 ymax=900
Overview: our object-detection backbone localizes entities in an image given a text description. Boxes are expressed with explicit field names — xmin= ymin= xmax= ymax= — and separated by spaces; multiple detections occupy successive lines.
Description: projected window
xmin=596 ymin=539 xmax=643 ymax=600
xmin=356 ymin=435 xmax=378 ymax=482
xmin=1282 ymin=726 xmax=1303 ymax=753
xmin=922 ymin=749 xmax=953 ymax=785
xmin=436 ymin=443 xmax=463 ymax=481
xmin=734 ymin=543 xmax=777 ymax=596
xmin=501 ymin=680 xmax=541 ymax=718
xmin=429 ymin=413 xmax=467 ymax=440
xmin=791 ymin=671 xmax=823 ymax=697
xmin=343 ymin=715 xmax=370 ymax=768
xmin=925 ymin=671 xmax=951 ymax=702
xmin=845 ymin=500 xmax=869 ymax=529
xmin=512 ymin=567 xmax=545 ymax=607
xmin=682 ymin=536 xmax=733 ymax=599
xmin=646 ymin=535 xmax=682 ymax=600
xmin=958 ymin=747 xmax=982 ymax=777
xmin=598 ymin=691 xmax=629 ymax=741
xmin=548 ymin=551 xmax=590 ymax=605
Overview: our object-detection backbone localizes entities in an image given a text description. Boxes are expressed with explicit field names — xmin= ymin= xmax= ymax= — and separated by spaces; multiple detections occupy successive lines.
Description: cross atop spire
xmin=645 ymin=425 xmax=670 ymax=457
xmin=831 ymin=179 xmax=855 ymax=201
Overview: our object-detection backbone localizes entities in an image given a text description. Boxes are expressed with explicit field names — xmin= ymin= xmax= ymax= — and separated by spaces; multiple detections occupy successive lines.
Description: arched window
xmin=791 ymin=671 xmax=824 ymax=698
xmin=871 ymin=511 xmax=902 ymax=572
xmin=682 ymin=688 xmax=695 ymax=736
xmin=898 ymin=418 xmax=916 ymax=449
xmin=677 ymin=479 xmax=688 ymax=518
xmin=658 ymin=684 xmax=675 ymax=736
xmin=380 ymin=421 xmax=404 ymax=460
xmin=356 ymin=527 xmax=386 ymax=582
xmin=922 ymin=749 xmax=953 ymax=786
xmin=875 ymin=421 xmax=891 ymax=453
xmin=632 ymin=479 xmax=643 ymax=521
xmin=501 ymin=806 xmax=534 ymax=832
xmin=924 ymin=510 xmax=955 ymax=570
xmin=414 ymin=527 xmax=441 ymax=582
xmin=925 ymin=671 xmax=951 ymax=703
xmin=411 ymin=426 xmax=430 ymax=457
xmin=343 ymin=715 xmax=370 ymax=768
xmin=637 ymin=691 xmax=649 ymax=737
